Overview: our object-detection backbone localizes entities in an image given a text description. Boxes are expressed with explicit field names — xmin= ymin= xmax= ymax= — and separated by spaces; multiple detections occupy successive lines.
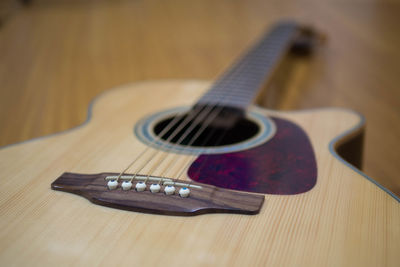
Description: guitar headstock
xmin=291 ymin=25 xmax=326 ymax=55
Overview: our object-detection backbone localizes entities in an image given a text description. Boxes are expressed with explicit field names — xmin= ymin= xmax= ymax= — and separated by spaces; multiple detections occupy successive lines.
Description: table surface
xmin=0 ymin=0 xmax=399 ymax=196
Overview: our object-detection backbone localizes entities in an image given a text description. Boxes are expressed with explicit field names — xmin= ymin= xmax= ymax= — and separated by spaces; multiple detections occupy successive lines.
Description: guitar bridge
xmin=51 ymin=172 xmax=264 ymax=216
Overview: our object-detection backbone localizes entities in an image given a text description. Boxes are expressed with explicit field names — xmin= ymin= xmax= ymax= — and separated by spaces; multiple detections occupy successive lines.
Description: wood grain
xmin=0 ymin=0 xmax=398 ymax=196
xmin=0 ymin=81 xmax=398 ymax=266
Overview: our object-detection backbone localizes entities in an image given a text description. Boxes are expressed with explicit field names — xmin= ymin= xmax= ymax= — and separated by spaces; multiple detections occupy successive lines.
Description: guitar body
xmin=0 ymin=81 xmax=399 ymax=266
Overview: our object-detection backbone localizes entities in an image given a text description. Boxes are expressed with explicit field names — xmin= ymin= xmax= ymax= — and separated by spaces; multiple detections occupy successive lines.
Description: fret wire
xmin=197 ymin=22 xmax=298 ymax=109
xmin=202 ymin=91 xmax=257 ymax=98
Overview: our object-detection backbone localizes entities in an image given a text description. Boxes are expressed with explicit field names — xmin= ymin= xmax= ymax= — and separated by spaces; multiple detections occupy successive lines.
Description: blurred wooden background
xmin=0 ymin=0 xmax=399 ymax=196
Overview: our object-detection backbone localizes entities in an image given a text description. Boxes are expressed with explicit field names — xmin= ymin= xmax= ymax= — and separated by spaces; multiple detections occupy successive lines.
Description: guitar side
xmin=0 ymin=81 xmax=398 ymax=266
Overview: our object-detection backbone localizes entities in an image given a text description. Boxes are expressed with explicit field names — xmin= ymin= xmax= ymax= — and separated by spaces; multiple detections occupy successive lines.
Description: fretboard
xmin=196 ymin=21 xmax=299 ymax=110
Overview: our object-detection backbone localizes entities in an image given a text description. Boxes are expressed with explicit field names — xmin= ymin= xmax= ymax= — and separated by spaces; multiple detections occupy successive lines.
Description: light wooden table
xmin=0 ymin=0 xmax=399 ymax=195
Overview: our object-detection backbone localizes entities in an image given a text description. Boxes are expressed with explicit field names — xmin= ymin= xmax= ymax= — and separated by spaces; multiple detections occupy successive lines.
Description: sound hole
xmin=153 ymin=114 xmax=260 ymax=147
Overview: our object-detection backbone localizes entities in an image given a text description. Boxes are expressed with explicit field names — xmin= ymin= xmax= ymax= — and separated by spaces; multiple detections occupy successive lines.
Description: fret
xmin=201 ymin=90 xmax=254 ymax=99
xmin=196 ymin=21 xmax=299 ymax=109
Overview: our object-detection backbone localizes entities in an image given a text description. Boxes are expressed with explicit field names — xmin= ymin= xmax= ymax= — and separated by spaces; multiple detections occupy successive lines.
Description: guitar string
xmin=145 ymin=29 xmax=293 ymax=187
xmin=141 ymin=80 xmax=253 ymax=185
xmin=117 ymin=25 xmax=294 ymax=187
xmin=153 ymin=105 xmax=226 ymax=184
xmin=168 ymin=29 xmax=298 ymax=185
xmin=141 ymin=29 xmax=295 ymax=182
xmin=119 ymin=34 xmax=267 ymax=183
xmin=154 ymin=57 xmax=265 ymax=185
xmin=115 ymin=105 xmax=205 ymax=181
xmin=116 ymin=43 xmax=256 ymax=183
xmin=115 ymin=35 xmax=269 ymax=182
xmin=118 ymin=86 xmax=240 ymax=184
xmin=116 ymin=104 xmax=206 ymax=181
xmin=142 ymin=54 xmax=262 ymax=185
xmin=162 ymin=76 xmax=257 ymax=186
xmin=135 ymin=103 xmax=217 ymax=184
xmin=174 ymin=122 xmax=230 ymax=183
xmin=166 ymin=111 xmax=231 ymax=185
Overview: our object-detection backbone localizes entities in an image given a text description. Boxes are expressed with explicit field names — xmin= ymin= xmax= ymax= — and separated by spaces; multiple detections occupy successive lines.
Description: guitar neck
xmin=196 ymin=21 xmax=300 ymax=110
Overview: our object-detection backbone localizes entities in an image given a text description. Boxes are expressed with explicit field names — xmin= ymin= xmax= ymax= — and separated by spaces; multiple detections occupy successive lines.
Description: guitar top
xmin=0 ymin=21 xmax=399 ymax=266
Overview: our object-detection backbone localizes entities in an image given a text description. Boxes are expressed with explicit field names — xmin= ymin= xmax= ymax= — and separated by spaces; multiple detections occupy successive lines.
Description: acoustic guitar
xmin=0 ymin=21 xmax=399 ymax=266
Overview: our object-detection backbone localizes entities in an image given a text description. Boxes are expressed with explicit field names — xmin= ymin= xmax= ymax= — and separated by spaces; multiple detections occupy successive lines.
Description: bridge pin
xmin=150 ymin=183 xmax=161 ymax=193
xmin=121 ymin=181 xmax=132 ymax=190
xmin=135 ymin=181 xmax=146 ymax=192
xmin=164 ymin=185 xmax=175 ymax=195
xmin=107 ymin=180 xmax=118 ymax=190
xmin=179 ymin=187 xmax=190 ymax=198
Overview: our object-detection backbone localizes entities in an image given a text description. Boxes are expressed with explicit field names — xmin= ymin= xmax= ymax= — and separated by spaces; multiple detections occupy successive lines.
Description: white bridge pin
xmin=164 ymin=185 xmax=175 ymax=195
xmin=179 ymin=187 xmax=190 ymax=198
xmin=150 ymin=183 xmax=161 ymax=193
xmin=121 ymin=181 xmax=132 ymax=190
xmin=135 ymin=181 xmax=146 ymax=192
xmin=107 ymin=180 xmax=118 ymax=190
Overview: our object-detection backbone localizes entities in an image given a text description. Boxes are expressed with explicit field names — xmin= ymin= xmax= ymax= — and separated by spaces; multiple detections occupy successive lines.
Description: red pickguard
xmin=188 ymin=117 xmax=317 ymax=195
